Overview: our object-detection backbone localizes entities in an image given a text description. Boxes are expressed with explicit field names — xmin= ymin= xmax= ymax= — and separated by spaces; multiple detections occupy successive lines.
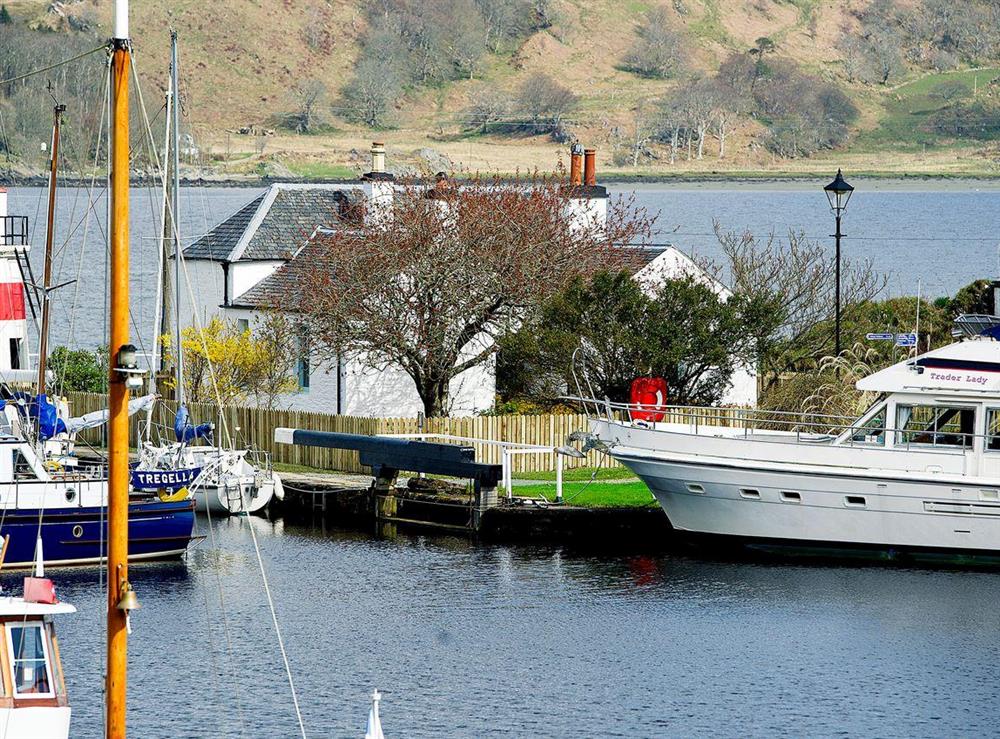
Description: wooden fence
xmin=63 ymin=393 xmax=748 ymax=475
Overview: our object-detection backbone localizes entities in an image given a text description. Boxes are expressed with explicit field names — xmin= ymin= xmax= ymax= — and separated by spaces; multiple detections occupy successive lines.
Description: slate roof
xmin=183 ymin=185 xmax=363 ymax=262
xmin=231 ymin=228 xmax=334 ymax=309
xmin=183 ymin=193 xmax=264 ymax=260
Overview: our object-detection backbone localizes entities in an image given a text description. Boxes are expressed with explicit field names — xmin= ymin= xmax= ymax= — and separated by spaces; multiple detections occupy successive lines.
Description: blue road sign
xmin=866 ymin=332 xmax=894 ymax=341
xmin=896 ymin=333 xmax=917 ymax=347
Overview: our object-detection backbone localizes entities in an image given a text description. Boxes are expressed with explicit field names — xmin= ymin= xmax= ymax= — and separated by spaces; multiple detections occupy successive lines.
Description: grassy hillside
xmin=5 ymin=0 xmax=1000 ymax=178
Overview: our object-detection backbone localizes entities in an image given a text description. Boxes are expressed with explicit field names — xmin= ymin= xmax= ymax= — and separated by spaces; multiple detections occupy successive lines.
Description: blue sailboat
xmin=0 ymin=393 xmax=196 ymax=567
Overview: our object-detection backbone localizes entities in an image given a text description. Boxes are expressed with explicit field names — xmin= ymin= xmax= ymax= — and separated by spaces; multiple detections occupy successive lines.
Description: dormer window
xmin=5 ymin=622 xmax=54 ymax=698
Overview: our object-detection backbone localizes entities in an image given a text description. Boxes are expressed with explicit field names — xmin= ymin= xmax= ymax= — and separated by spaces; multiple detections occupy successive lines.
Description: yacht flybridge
xmin=574 ymin=316 xmax=1000 ymax=563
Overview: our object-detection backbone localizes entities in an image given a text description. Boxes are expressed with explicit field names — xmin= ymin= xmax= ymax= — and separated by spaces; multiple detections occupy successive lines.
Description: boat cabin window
xmin=5 ymin=623 xmax=53 ymax=698
xmin=12 ymin=449 xmax=39 ymax=480
xmin=895 ymin=405 xmax=975 ymax=449
xmin=851 ymin=409 xmax=885 ymax=445
xmin=986 ymin=409 xmax=1000 ymax=451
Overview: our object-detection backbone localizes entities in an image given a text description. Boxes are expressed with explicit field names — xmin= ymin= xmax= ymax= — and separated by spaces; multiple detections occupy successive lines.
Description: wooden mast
xmin=106 ymin=1 xmax=131 ymax=736
xmin=36 ymin=103 xmax=65 ymax=395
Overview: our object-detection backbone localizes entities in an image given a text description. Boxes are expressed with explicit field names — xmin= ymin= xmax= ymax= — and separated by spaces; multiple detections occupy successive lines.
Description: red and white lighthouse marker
xmin=0 ymin=187 xmax=32 ymax=379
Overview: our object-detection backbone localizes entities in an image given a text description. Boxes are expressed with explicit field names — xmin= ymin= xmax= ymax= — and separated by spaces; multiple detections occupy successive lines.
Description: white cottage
xmin=175 ymin=143 xmax=756 ymax=414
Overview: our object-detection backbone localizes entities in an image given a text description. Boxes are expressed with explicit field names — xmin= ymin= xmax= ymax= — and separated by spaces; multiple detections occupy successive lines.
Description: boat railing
xmin=565 ymin=395 xmax=994 ymax=453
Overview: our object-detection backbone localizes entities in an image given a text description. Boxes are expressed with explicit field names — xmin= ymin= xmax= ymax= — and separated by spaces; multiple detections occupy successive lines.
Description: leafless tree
xmin=712 ymin=225 xmax=887 ymax=387
xmin=342 ymin=56 xmax=403 ymax=128
xmin=622 ymin=7 xmax=688 ymax=79
xmin=285 ymin=174 xmax=655 ymax=416
xmin=288 ymin=79 xmax=328 ymax=133
xmin=464 ymin=88 xmax=510 ymax=133
xmin=514 ymin=73 xmax=578 ymax=136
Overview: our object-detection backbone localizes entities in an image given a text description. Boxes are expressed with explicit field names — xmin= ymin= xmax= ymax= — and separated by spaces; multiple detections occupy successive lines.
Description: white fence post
xmin=555 ymin=453 xmax=563 ymax=504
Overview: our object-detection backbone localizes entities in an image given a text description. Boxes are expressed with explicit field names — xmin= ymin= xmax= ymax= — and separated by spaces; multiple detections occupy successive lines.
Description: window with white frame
xmin=6 ymin=622 xmax=54 ymax=697
xmin=986 ymin=409 xmax=1000 ymax=451
xmin=895 ymin=404 xmax=975 ymax=448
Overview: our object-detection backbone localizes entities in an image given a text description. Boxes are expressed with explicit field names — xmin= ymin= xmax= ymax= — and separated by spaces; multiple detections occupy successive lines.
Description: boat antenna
xmin=35 ymin=102 xmax=66 ymax=396
xmin=107 ymin=1 xmax=138 ymax=736
xmin=170 ymin=31 xmax=185 ymax=408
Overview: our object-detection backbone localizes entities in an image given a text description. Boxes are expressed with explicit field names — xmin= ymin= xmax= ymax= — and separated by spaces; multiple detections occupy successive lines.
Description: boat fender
xmin=158 ymin=486 xmax=190 ymax=503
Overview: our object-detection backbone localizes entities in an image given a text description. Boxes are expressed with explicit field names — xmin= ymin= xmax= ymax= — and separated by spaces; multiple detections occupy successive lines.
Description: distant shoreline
xmin=6 ymin=172 xmax=1000 ymax=190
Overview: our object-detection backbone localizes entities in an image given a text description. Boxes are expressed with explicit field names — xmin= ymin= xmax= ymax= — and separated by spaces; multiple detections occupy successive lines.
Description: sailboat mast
xmin=36 ymin=103 xmax=65 ymax=395
xmin=107 ymin=1 xmax=131 ymax=736
xmin=170 ymin=32 xmax=184 ymax=407
xmin=155 ymin=74 xmax=173 ymax=376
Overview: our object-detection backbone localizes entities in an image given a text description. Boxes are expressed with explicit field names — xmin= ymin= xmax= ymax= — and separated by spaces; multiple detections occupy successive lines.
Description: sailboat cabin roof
xmin=182 ymin=184 xmax=363 ymax=263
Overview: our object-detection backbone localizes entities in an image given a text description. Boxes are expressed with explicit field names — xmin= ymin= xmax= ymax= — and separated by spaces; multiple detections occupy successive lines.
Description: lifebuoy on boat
xmin=629 ymin=377 xmax=668 ymax=422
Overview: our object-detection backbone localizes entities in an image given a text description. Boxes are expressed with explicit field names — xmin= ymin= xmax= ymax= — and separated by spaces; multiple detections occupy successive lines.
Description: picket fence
xmin=62 ymin=393 xmax=747 ymax=475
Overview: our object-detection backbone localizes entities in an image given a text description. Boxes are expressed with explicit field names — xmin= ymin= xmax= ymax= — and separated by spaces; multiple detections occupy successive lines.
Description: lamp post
xmin=824 ymin=169 xmax=854 ymax=357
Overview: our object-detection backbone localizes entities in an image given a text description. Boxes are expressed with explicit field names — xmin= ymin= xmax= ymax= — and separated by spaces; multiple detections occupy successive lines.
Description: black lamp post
xmin=824 ymin=169 xmax=854 ymax=357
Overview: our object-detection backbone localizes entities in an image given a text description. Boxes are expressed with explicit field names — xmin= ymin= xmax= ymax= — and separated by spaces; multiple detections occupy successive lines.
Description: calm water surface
xmin=49 ymin=515 xmax=1000 ymax=737
xmin=6 ymin=180 xmax=1000 ymax=353
xmin=9 ymin=181 xmax=1000 ymax=735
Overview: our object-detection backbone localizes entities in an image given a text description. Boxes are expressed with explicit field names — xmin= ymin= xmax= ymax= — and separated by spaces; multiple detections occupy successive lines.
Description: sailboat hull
xmin=0 ymin=499 xmax=196 ymax=568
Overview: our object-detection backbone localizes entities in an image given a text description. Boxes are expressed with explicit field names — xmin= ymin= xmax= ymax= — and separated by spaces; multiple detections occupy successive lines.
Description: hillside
xmin=4 ymin=0 xmax=1000 ymax=178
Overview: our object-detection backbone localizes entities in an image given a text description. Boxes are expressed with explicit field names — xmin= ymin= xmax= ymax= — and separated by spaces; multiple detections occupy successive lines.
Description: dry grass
xmin=14 ymin=0 xmax=1000 ymax=178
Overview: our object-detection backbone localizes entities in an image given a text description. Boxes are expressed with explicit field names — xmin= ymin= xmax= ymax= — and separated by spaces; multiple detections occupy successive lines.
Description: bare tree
xmin=285 ymin=174 xmax=654 ymax=416
xmin=464 ymin=88 xmax=510 ymax=133
xmin=342 ymin=56 xmax=403 ymax=128
xmin=288 ymin=79 xmax=329 ymax=133
xmin=622 ymin=7 xmax=688 ymax=79
xmin=712 ymin=225 xmax=887 ymax=387
xmin=514 ymin=72 xmax=578 ymax=136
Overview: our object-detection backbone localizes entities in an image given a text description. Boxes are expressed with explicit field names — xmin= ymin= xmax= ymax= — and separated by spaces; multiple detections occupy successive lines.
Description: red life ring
xmin=629 ymin=377 xmax=668 ymax=422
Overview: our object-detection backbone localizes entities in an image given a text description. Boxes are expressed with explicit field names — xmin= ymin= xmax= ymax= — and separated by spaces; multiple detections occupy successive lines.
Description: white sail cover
xmin=364 ymin=689 xmax=385 ymax=739
xmin=64 ymin=394 xmax=157 ymax=434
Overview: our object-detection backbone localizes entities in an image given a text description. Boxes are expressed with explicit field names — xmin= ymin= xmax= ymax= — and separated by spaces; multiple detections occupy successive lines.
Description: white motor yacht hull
xmin=594 ymin=419 xmax=1000 ymax=560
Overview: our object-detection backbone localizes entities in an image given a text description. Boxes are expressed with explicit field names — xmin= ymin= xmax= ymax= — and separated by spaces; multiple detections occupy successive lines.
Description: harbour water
xmin=7 ymin=180 xmax=1000 ymax=352
xmin=51 ymin=516 xmax=1000 ymax=737
xmin=6 ymin=179 xmax=1000 ymax=736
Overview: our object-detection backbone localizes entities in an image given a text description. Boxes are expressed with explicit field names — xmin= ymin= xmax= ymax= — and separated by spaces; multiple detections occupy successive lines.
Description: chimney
xmin=370 ymin=141 xmax=386 ymax=174
xmin=565 ymin=147 xmax=608 ymax=236
xmin=361 ymin=141 xmax=395 ymax=226
xmin=584 ymin=148 xmax=597 ymax=186
xmin=569 ymin=144 xmax=583 ymax=186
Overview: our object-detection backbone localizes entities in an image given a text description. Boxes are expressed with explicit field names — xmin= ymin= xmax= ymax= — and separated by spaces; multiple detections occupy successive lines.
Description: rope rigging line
xmin=0 ymin=44 xmax=108 ymax=88
xmin=54 ymin=55 xmax=111 ymax=397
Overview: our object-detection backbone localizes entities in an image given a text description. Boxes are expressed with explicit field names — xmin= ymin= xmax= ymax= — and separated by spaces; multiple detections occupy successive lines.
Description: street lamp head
xmin=824 ymin=168 xmax=854 ymax=213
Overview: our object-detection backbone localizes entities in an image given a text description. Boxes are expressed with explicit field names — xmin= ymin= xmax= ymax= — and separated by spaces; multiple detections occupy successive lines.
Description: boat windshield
xmin=895 ymin=404 xmax=975 ymax=448
xmin=6 ymin=622 xmax=53 ymax=697
xmin=846 ymin=396 xmax=887 ymax=445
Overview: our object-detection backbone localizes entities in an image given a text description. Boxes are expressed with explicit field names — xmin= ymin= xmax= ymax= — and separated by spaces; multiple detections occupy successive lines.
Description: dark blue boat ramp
xmin=273 ymin=427 xmax=672 ymax=549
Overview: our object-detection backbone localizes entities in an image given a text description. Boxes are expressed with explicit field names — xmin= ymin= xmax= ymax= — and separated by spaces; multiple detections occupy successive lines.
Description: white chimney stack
xmin=565 ymin=146 xmax=608 ymax=235
xmin=361 ymin=141 xmax=395 ymax=226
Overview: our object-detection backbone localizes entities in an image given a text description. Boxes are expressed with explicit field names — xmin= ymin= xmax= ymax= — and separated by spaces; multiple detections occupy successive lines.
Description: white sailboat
xmin=134 ymin=31 xmax=282 ymax=516
xmin=572 ymin=312 xmax=1000 ymax=563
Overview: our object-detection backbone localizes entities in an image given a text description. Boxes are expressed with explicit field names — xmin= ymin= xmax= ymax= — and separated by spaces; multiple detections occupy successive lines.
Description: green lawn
xmin=512 ymin=466 xmax=636 ymax=482
xmin=286 ymin=162 xmax=357 ymax=179
xmin=517 ymin=480 xmax=656 ymax=507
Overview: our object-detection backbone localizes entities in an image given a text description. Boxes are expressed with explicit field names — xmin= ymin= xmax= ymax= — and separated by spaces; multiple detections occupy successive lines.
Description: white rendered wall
xmin=173 ymin=258 xmax=225 ymax=330
xmin=229 ymin=260 xmax=283 ymax=304
xmin=634 ymin=247 xmax=757 ymax=407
